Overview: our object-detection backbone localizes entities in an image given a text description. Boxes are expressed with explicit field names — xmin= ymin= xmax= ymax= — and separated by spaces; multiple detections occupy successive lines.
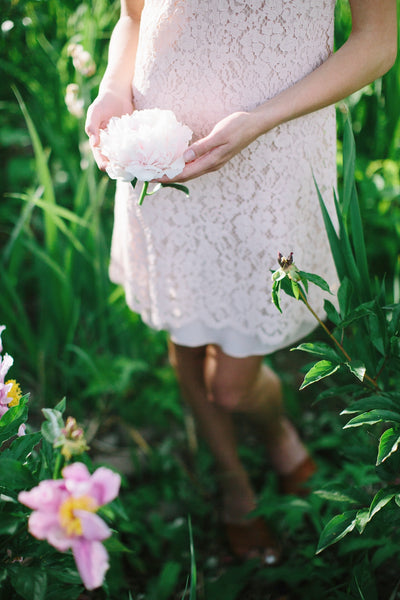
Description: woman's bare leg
xmin=169 ymin=341 xmax=309 ymax=522
xmin=204 ymin=345 xmax=309 ymax=475
xmin=168 ymin=342 xmax=256 ymax=521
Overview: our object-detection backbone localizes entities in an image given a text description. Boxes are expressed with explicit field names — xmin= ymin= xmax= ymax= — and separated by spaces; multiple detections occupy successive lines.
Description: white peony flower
xmin=65 ymin=83 xmax=84 ymax=118
xmin=67 ymin=43 xmax=96 ymax=77
xmin=99 ymin=109 xmax=193 ymax=183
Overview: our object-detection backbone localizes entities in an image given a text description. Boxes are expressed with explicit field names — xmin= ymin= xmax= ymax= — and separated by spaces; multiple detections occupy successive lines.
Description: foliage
xmin=0 ymin=395 xmax=119 ymax=599
xmin=271 ymin=115 xmax=400 ymax=597
xmin=0 ymin=0 xmax=400 ymax=598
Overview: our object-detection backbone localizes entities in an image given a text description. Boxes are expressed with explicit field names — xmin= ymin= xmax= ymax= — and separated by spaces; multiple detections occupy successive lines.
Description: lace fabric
xmin=109 ymin=0 xmax=339 ymax=357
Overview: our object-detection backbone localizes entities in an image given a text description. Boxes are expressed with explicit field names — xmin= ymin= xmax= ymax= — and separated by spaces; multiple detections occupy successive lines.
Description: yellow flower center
xmin=5 ymin=380 xmax=22 ymax=407
xmin=59 ymin=495 xmax=98 ymax=537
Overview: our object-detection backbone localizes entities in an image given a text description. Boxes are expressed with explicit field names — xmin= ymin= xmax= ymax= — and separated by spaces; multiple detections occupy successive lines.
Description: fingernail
xmin=183 ymin=148 xmax=195 ymax=162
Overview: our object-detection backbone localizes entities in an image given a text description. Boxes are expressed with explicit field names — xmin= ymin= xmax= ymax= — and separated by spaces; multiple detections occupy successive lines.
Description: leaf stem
xmin=137 ymin=181 xmax=149 ymax=206
xmin=53 ymin=452 xmax=64 ymax=479
xmin=297 ymin=287 xmax=378 ymax=389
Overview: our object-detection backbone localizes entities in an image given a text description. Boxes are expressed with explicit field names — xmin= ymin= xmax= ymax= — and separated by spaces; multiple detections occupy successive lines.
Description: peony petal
xmin=0 ymin=325 xmax=5 ymax=353
xmin=62 ymin=462 xmax=91 ymax=482
xmin=88 ymin=467 xmax=121 ymax=505
xmin=100 ymin=108 xmax=192 ymax=185
xmin=47 ymin=524 xmax=74 ymax=552
xmin=0 ymin=354 xmax=13 ymax=382
xmin=72 ymin=539 xmax=109 ymax=590
xmin=17 ymin=423 xmax=26 ymax=436
xmin=0 ymin=382 xmax=13 ymax=404
xmin=63 ymin=462 xmax=92 ymax=496
xmin=18 ymin=480 xmax=66 ymax=511
xmin=28 ymin=512 xmax=71 ymax=551
xmin=75 ymin=510 xmax=111 ymax=541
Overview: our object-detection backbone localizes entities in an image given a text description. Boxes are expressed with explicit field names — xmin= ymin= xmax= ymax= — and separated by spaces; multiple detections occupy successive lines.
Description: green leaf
xmin=316 ymin=510 xmax=358 ymax=554
xmin=0 ymin=457 xmax=35 ymax=490
xmin=0 ymin=512 xmax=23 ymax=535
xmin=0 ymin=395 xmax=29 ymax=445
xmin=41 ymin=408 xmax=64 ymax=444
xmin=299 ymin=360 xmax=340 ymax=390
xmin=337 ymin=277 xmax=353 ymax=318
xmin=368 ymin=487 xmax=398 ymax=521
xmin=377 ymin=428 xmax=400 ymax=465
xmin=54 ymin=398 xmax=66 ymax=414
xmin=8 ymin=432 xmax=42 ymax=461
xmin=13 ymin=87 xmax=56 ymax=254
xmin=345 ymin=360 xmax=366 ymax=382
xmin=341 ymin=114 xmax=356 ymax=218
xmin=341 ymin=394 xmax=400 ymax=415
xmin=47 ymin=568 xmax=82 ymax=585
xmin=313 ymin=489 xmax=360 ymax=504
xmin=10 ymin=566 xmax=47 ymax=600
xmin=161 ymin=182 xmax=190 ymax=196
xmin=316 ymin=384 xmax=361 ymax=402
xmin=355 ymin=508 xmax=370 ymax=534
xmin=324 ymin=299 xmax=341 ymax=325
xmin=344 ymin=409 xmax=400 ymax=429
xmin=298 ymin=271 xmax=331 ymax=293
xmin=271 ymin=281 xmax=282 ymax=313
xmin=147 ymin=561 xmax=181 ymax=600
xmin=315 ymin=180 xmax=347 ymax=282
xmin=103 ymin=536 xmax=133 ymax=554
xmin=291 ymin=280 xmax=300 ymax=299
xmin=291 ymin=342 xmax=342 ymax=363
xmin=353 ymin=559 xmax=378 ymax=600
xmin=188 ymin=516 xmax=197 ymax=600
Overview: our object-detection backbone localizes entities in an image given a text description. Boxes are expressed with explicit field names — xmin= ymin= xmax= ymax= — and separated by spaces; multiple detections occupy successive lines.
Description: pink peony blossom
xmin=0 ymin=327 xmax=25 ymax=435
xmin=0 ymin=325 xmax=6 ymax=353
xmin=0 ymin=351 xmax=14 ymax=413
xmin=18 ymin=462 xmax=121 ymax=590
xmin=99 ymin=108 xmax=192 ymax=182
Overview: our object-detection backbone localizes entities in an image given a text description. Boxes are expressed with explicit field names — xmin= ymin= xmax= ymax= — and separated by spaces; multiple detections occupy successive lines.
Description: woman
xmin=86 ymin=0 xmax=397 ymax=563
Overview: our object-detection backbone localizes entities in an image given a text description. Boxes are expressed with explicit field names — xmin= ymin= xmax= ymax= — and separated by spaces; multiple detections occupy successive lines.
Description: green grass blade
xmin=188 ymin=516 xmax=197 ymax=600
xmin=349 ymin=185 xmax=372 ymax=300
xmin=12 ymin=86 xmax=57 ymax=253
xmin=314 ymin=179 xmax=346 ymax=280
xmin=341 ymin=114 xmax=356 ymax=219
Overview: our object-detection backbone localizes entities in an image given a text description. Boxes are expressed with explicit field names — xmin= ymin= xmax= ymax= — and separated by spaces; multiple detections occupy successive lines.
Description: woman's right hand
xmin=85 ymin=88 xmax=134 ymax=171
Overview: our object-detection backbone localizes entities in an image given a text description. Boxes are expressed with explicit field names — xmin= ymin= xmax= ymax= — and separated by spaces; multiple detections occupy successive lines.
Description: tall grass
xmin=0 ymin=1 xmax=399 ymax=598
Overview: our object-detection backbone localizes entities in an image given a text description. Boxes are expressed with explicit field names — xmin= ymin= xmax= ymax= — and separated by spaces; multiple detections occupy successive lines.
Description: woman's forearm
xmin=99 ymin=13 xmax=142 ymax=96
xmin=252 ymin=2 xmax=398 ymax=135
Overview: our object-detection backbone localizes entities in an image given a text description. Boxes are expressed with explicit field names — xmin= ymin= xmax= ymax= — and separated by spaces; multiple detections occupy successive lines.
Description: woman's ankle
xmin=267 ymin=418 xmax=309 ymax=475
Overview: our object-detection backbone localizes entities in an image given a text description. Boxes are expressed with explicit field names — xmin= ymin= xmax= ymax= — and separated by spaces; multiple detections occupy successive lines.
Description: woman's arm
xmin=85 ymin=0 xmax=144 ymax=169
xmin=167 ymin=0 xmax=397 ymax=183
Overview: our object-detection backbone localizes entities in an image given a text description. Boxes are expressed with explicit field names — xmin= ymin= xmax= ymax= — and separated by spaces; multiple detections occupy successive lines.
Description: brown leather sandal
xmin=223 ymin=516 xmax=281 ymax=565
xmin=278 ymin=456 xmax=317 ymax=496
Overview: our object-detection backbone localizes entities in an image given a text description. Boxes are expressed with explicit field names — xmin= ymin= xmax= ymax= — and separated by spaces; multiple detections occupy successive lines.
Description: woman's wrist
xmin=247 ymin=101 xmax=283 ymax=139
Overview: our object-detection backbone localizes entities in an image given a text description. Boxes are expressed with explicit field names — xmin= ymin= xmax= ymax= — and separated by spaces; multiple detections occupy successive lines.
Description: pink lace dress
xmin=109 ymin=0 xmax=338 ymax=357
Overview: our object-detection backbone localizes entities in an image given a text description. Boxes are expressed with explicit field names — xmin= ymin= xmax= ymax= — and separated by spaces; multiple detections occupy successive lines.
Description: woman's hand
xmin=85 ymin=89 xmax=134 ymax=170
xmin=158 ymin=111 xmax=263 ymax=183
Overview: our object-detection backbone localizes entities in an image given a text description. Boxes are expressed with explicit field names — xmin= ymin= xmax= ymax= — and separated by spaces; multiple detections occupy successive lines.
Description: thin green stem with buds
xmin=297 ymin=286 xmax=379 ymax=390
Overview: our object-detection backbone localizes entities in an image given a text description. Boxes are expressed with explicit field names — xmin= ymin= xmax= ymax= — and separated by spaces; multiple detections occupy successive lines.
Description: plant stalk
xmin=297 ymin=287 xmax=378 ymax=389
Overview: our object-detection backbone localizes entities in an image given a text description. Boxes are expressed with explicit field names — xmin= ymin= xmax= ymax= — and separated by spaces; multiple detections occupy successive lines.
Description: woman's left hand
xmin=158 ymin=111 xmax=263 ymax=183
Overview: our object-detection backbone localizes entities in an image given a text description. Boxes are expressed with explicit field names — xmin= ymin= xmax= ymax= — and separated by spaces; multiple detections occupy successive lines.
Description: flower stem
xmin=53 ymin=452 xmax=64 ymax=479
xmin=297 ymin=287 xmax=378 ymax=389
xmin=138 ymin=181 xmax=149 ymax=206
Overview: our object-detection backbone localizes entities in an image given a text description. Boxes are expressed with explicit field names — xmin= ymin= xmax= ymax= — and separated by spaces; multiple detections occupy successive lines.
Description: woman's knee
xmin=207 ymin=380 xmax=248 ymax=412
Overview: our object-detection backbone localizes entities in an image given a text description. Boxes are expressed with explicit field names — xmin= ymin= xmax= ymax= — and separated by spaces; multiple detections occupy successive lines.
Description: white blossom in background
xmin=79 ymin=140 xmax=91 ymax=170
xmin=1 ymin=20 xmax=14 ymax=33
xmin=67 ymin=43 xmax=96 ymax=77
xmin=99 ymin=109 xmax=193 ymax=182
xmin=65 ymin=83 xmax=84 ymax=118
xmin=22 ymin=17 xmax=32 ymax=27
